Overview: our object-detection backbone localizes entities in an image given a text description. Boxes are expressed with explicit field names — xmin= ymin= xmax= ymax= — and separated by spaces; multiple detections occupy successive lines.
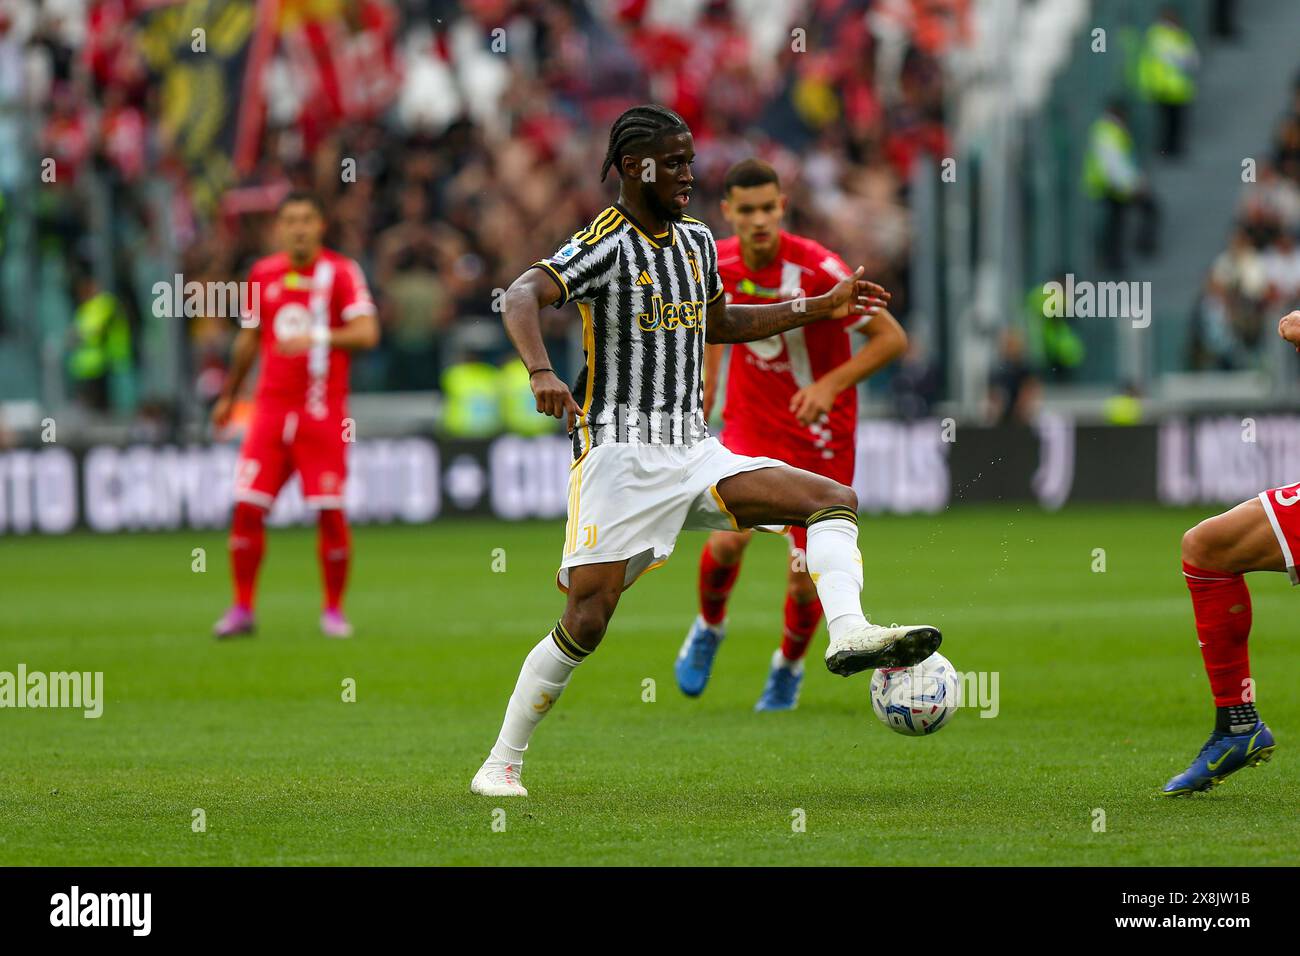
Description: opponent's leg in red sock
xmin=779 ymin=529 xmax=823 ymax=662
xmin=698 ymin=534 xmax=744 ymax=626
xmin=229 ymin=502 xmax=266 ymax=610
xmin=1182 ymin=562 xmax=1253 ymax=706
xmin=780 ymin=590 xmax=824 ymax=663
xmin=318 ymin=508 xmax=351 ymax=612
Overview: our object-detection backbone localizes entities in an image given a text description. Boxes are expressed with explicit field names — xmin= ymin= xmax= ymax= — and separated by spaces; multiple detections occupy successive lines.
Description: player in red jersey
xmin=1161 ymin=310 xmax=1300 ymax=793
xmin=673 ymin=159 xmax=908 ymax=710
xmin=211 ymin=192 xmax=379 ymax=639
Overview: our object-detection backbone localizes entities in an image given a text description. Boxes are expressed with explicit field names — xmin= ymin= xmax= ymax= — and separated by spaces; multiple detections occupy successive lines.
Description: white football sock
xmin=805 ymin=514 xmax=868 ymax=642
xmin=774 ymin=648 xmax=805 ymax=673
xmin=489 ymin=625 xmax=584 ymax=764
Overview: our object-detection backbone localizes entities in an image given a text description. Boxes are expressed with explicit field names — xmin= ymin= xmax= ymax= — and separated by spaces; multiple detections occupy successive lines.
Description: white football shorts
xmin=557 ymin=436 xmax=789 ymax=592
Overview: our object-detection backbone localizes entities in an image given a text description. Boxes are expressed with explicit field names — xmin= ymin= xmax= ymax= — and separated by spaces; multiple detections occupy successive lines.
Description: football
xmin=870 ymin=652 xmax=961 ymax=736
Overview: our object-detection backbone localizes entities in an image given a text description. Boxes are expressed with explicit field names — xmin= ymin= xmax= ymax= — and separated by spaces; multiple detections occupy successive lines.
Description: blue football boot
xmin=675 ymin=616 xmax=724 ymax=697
xmin=1162 ymin=722 xmax=1276 ymax=796
xmin=754 ymin=657 xmax=804 ymax=712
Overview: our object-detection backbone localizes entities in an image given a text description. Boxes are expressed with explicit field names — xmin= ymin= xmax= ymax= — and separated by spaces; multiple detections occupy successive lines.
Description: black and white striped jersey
xmin=531 ymin=202 xmax=725 ymax=462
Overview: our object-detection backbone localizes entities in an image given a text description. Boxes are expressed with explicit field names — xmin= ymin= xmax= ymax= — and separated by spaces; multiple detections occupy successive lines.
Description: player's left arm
xmin=327 ymin=310 xmax=380 ymax=350
xmin=789 ymin=309 xmax=907 ymax=425
xmin=705 ymin=268 xmax=888 ymax=344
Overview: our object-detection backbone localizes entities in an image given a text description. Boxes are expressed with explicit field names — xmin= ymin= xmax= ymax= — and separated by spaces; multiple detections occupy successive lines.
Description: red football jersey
xmin=241 ymin=249 xmax=374 ymax=413
xmin=717 ymin=231 xmax=868 ymax=471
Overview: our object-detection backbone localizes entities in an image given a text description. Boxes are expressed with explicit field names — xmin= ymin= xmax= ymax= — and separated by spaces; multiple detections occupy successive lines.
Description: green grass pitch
xmin=1 ymin=504 xmax=1297 ymax=866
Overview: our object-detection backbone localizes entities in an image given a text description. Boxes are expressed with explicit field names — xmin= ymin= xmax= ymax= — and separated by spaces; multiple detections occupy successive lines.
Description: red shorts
xmin=235 ymin=401 xmax=348 ymax=510
xmin=719 ymin=426 xmax=854 ymax=554
xmin=719 ymin=426 xmax=856 ymax=487
xmin=1258 ymin=480 xmax=1300 ymax=583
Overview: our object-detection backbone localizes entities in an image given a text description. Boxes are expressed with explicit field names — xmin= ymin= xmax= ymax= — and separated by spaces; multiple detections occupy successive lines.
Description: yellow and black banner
xmin=133 ymin=0 xmax=274 ymax=214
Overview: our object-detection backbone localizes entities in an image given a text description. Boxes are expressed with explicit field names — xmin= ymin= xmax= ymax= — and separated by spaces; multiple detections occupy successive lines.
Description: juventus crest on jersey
xmin=531 ymin=203 xmax=725 ymax=461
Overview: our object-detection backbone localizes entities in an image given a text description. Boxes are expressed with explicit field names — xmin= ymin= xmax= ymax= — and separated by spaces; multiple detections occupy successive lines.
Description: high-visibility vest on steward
xmin=69 ymin=292 xmax=132 ymax=380
xmin=1024 ymin=286 xmax=1085 ymax=371
xmin=1139 ymin=21 xmax=1197 ymax=105
xmin=441 ymin=361 xmax=502 ymax=437
xmin=1083 ymin=115 xmax=1140 ymax=200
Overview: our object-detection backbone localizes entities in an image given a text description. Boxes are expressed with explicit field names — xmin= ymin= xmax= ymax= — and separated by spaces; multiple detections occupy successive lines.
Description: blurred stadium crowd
xmin=0 ymin=0 xmax=967 ymax=425
xmin=1198 ymin=74 xmax=1300 ymax=369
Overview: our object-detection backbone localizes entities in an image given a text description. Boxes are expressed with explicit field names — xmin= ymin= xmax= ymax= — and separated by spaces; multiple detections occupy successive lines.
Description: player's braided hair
xmin=599 ymin=105 xmax=690 ymax=182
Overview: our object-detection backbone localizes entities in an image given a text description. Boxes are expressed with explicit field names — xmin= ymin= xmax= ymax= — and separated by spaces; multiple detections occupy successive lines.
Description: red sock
xmin=229 ymin=502 xmax=266 ymax=610
xmin=780 ymin=593 xmax=824 ymax=662
xmin=1183 ymin=562 xmax=1253 ymax=706
xmin=318 ymin=509 xmax=351 ymax=612
xmin=699 ymin=543 xmax=741 ymax=626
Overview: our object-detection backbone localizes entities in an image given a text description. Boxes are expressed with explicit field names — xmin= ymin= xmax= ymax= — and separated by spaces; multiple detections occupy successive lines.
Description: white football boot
xmin=825 ymin=621 xmax=942 ymax=677
xmin=470 ymin=756 xmax=528 ymax=797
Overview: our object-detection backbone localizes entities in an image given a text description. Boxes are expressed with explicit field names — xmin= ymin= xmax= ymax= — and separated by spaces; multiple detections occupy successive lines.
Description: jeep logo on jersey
xmin=635 ymin=294 xmax=705 ymax=333
xmin=272 ymin=302 xmax=313 ymax=341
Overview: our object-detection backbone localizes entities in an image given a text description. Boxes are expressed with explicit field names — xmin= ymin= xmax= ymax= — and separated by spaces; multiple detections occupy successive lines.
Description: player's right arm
xmin=212 ymin=325 xmax=259 ymax=428
xmin=502 ymin=269 xmax=582 ymax=430
xmin=512 ymin=223 xmax=620 ymax=431
xmin=1279 ymin=310 xmax=1300 ymax=350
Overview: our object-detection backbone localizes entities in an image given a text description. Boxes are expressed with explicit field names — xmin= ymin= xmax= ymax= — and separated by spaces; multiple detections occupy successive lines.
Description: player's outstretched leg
xmin=715 ymin=467 xmax=941 ymax=677
xmin=471 ymin=561 xmax=625 ymax=797
xmin=1164 ymin=498 xmax=1282 ymax=795
xmin=806 ymin=506 xmax=941 ymax=676
xmin=676 ymin=531 xmax=750 ymax=697
xmin=755 ymin=536 xmax=821 ymax=711
xmin=317 ymin=508 xmax=352 ymax=638
xmin=214 ymin=501 xmax=266 ymax=638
